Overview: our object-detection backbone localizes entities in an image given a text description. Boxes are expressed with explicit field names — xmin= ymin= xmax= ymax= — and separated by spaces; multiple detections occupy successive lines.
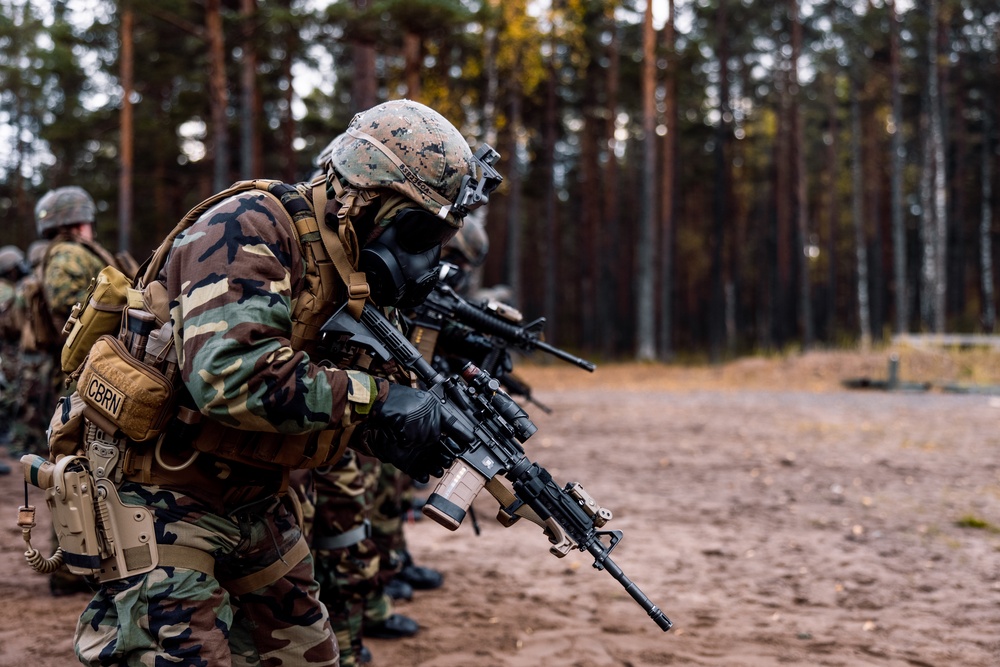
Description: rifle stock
xmin=321 ymin=303 xmax=672 ymax=633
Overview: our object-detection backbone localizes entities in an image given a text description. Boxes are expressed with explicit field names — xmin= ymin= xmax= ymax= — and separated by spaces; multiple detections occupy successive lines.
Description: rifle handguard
xmin=423 ymin=460 xmax=487 ymax=531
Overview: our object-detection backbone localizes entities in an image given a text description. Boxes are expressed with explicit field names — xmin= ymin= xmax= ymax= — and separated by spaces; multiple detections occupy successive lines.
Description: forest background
xmin=1 ymin=0 xmax=997 ymax=363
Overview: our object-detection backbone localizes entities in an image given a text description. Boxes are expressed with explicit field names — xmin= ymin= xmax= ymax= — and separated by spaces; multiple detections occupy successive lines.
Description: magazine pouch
xmin=62 ymin=265 xmax=131 ymax=374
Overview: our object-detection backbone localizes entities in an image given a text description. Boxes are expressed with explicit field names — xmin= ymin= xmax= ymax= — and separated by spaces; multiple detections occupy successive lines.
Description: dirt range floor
xmin=1 ymin=346 xmax=999 ymax=666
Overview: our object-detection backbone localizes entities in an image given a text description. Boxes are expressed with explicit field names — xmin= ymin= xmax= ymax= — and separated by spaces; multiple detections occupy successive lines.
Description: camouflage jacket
xmin=43 ymin=236 xmax=109 ymax=332
xmin=0 ymin=278 xmax=18 ymax=343
xmin=163 ymin=187 xmax=388 ymax=437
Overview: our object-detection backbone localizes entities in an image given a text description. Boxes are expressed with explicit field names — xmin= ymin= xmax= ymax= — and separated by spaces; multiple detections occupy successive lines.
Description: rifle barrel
xmin=441 ymin=286 xmax=596 ymax=372
xmin=589 ymin=543 xmax=673 ymax=632
xmin=533 ymin=339 xmax=596 ymax=372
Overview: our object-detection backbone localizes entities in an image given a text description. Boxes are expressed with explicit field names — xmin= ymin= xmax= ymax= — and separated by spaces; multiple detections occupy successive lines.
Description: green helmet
xmin=318 ymin=100 xmax=502 ymax=228
xmin=35 ymin=186 xmax=96 ymax=237
xmin=444 ymin=211 xmax=489 ymax=267
xmin=26 ymin=240 xmax=50 ymax=268
xmin=0 ymin=245 xmax=24 ymax=275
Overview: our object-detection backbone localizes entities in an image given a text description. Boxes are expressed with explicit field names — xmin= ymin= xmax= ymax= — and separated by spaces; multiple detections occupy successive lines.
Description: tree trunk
xmin=709 ymin=0 xmax=730 ymax=361
xmin=773 ymin=48 xmax=791 ymax=346
xmin=635 ymin=0 xmax=657 ymax=360
xmin=351 ymin=0 xmax=376 ymax=112
xmin=239 ymin=0 xmax=259 ymax=178
xmin=824 ymin=76 xmax=839 ymax=341
xmin=281 ymin=20 xmax=297 ymax=183
xmin=790 ymin=0 xmax=812 ymax=348
xmin=118 ymin=2 xmax=134 ymax=256
xmin=922 ymin=0 xmax=947 ymax=332
xmin=598 ymin=19 xmax=620 ymax=357
xmin=981 ymin=105 xmax=995 ymax=332
xmin=888 ymin=0 xmax=906 ymax=333
xmin=542 ymin=47 xmax=559 ymax=345
xmin=658 ymin=0 xmax=677 ymax=361
xmin=403 ymin=31 xmax=422 ymax=102
xmin=505 ymin=88 xmax=524 ymax=308
xmin=851 ymin=77 xmax=872 ymax=349
xmin=205 ymin=0 xmax=229 ymax=192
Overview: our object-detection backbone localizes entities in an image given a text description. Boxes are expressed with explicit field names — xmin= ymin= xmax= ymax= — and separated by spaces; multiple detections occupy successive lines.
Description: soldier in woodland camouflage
xmin=31 ymin=186 xmax=124 ymax=596
xmin=34 ymin=187 xmax=119 ymax=332
xmin=0 ymin=245 xmax=26 ymax=464
xmin=66 ymin=100 xmax=499 ymax=666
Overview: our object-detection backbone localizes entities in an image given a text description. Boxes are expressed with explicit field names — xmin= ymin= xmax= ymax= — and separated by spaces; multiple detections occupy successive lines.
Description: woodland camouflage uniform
xmin=74 ymin=187 xmax=366 ymax=667
xmin=33 ymin=188 xmax=122 ymax=597
xmin=69 ymin=99 xmax=488 ymax=666
xmin=8 ymin=245 xmax=49 ymax=455
xmin=0 ymin=245 xmax=24 ymax=452
xmin=43 ymin=238 xmax=108 ymax=332
xmin=296 ymin=451 xmax=382 ymax=667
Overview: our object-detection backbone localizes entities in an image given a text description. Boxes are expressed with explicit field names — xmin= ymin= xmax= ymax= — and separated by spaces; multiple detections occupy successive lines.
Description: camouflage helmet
xmin=444 ymin=210 xmax=489 ymax=267
xmin=35 ymin=186 xmax=96 ymax=237
xmin=317 ymin=100 xmax=479 ymax=228
xmin=27 ymin=240 xmax=50 ymax=268
xmin=0 ymin=245 xmax=24 ymax=275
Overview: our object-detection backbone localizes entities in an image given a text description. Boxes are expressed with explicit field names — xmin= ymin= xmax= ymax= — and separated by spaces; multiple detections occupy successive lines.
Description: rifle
xmin=412 ymin=276 xmax=596 ymax=373
xmin=322 ymin=302 xmax=672 ymax=632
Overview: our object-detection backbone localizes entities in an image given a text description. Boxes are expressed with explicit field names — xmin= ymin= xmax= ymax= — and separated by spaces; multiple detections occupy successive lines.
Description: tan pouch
xmin=78 ymin=335 xmax=175 ymax=442
xmin=47 ymin=392 xmax=88 ymax=459
xmin=62 ymin=265 xmax=132 ymax=374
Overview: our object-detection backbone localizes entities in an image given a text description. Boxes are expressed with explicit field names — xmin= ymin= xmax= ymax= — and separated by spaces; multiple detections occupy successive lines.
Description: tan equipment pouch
xmin=61 ymin=264 xmax=132 ymax=374
xmin=78 ymin=335 xmax=175 ymax=442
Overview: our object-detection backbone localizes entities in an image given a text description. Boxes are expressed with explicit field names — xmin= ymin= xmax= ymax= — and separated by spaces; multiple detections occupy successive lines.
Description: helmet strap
xmin=313 ymin=175 xmax=371 ymax=320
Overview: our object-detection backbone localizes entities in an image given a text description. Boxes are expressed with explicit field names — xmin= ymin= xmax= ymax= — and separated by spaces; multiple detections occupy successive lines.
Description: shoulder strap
xmin=46 ymin=233 xmax=120 ymax=274
xmin=78 ymin=237 xmax=120 ymax=272
xmin=312 ymin=177 xmax=370 ymax=320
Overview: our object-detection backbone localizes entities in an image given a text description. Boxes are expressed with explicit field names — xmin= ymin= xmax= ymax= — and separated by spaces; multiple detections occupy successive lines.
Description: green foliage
xmin=955 ymin=515 xmax=1000 ymax=533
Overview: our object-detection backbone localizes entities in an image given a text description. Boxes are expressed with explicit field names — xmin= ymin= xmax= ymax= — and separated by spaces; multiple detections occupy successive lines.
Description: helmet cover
xmin=35 ymin=186 xmax=96 ymax=237
xmin=0 ymin=245 xmax=24 ymax=275
xmin=319 ymin=100 xmax=476 ymax=227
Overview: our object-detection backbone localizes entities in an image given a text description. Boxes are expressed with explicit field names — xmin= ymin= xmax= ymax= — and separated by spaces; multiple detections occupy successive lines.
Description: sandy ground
xmin=2 ymin=346 xmax=999 ymax=666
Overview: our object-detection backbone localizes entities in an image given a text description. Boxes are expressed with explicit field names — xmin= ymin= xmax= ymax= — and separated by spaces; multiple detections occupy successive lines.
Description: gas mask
xmin=359 ymin=207 xmax=456 ymax=308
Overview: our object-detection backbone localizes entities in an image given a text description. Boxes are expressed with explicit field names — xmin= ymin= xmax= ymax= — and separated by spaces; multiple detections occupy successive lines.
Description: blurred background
xmin=0 ymin=0 xmax=996 ymax=362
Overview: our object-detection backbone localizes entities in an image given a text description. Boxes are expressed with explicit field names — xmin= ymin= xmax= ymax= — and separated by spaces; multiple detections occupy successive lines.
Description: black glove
xmin=364 ymin=384 xmax=448 ymax=483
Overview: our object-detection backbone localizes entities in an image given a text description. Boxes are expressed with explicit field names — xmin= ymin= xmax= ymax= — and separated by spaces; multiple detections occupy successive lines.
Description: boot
xmin=384 ymin=577 xmax=413 ymax=601
xmin=393 ymin=550 xmax=443 ymax=591
xmin=364 ymin=613 xmax=420 ymax=639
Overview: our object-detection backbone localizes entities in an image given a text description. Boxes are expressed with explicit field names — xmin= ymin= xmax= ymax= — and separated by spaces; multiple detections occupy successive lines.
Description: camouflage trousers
xmin=12 ymin=351 xmax=57 ymax=455
xmin=370 ymin=462 xmax=412 ymax=589
xmin=74 ymin=482 xmax=338 ymax=667
xmin=0 ymin=342 xmax=18 ymax=444
xmin=304 ymin=450 xmax=385 ymax=667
